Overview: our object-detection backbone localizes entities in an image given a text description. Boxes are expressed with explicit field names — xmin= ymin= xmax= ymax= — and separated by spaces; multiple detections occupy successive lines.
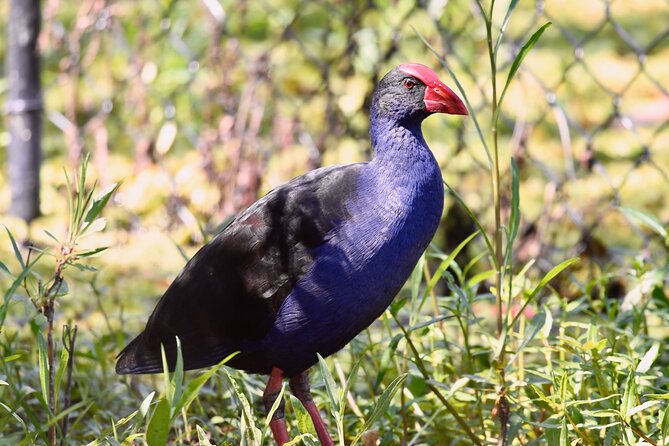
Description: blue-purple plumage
xmin=116 ymin=64 xmax=462 ymax=379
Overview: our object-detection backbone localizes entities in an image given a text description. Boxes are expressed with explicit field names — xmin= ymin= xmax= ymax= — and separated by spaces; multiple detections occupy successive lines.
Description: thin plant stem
xmin=475 ymin=1 xmax=510 ymax=444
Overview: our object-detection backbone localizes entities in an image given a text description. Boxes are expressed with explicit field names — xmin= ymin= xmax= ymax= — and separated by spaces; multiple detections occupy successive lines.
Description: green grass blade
xmin=159 ymin=344 xmax=172 ymax=406
xmin=317 ymin=354 xmax=340 ymax=414
xmin=350 ymin=373 xmax=407 ymax=446
xmin=340 ymin=355 xmax=363 ymax=416
xmin=560 ymin=417 xmax=568 ymax=446
xmin=419 ymin=230 xmax=479 ymax=310
xmin=196 ymin=425 xmax=215 ymax=446
xmin=288 ymin=393 xmax=314 ymax=438
xmin=495 ymin=22 xmax=552 ymax=126
xmin=84 ymin=182 xmax=119 ymax=224
xmin=63 ymin=168 xmax=74 ymax=236
xmin=636 ymin=343 xmax=659 ymax=373
xmin=37 ymin=332 xmax=49 ymax=406
xmin=5 ymin=226 xmax=25 ymax=270
xmin=139 ymin=392 xmax=156 ymax=419
xmin=0 ymin=250 xmax=45 ymax=328
xmin=54 ymin=343 xmax=70 ymax=402
xmin=504 ymin=158 xmax=521 ymax=269
xmin=506 ymin=307 xmax=546 ymax=367
xmin=171 ymin=337 xmax=184 ymax=410
xmin=374 ymin=334 xmax=403 ymax=390
xmin=620 ymin=370 xmax=636 ymax=423
xmin=174 ymin=352 xmax=237 ymax=415
xmin=224 ymin=369 xmax=261 ymax=444
xmin=661 ymin=406 xmax=669 ymax=440
xmin=510 ymin=257 xmax=579 ymax=328
xmin=265 ymin=383 xmax=286 ymax=426
xmin=494 ymin=0 xmax=520 ymax=54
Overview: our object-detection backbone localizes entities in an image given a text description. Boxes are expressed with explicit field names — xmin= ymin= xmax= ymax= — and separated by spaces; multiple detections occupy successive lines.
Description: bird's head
xmin=372 ymin=63 xmax=468 ymax=123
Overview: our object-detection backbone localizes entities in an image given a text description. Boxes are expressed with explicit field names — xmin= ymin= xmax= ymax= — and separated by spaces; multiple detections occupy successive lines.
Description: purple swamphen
xmin=116 ymin=63 xmax=467 ymax=445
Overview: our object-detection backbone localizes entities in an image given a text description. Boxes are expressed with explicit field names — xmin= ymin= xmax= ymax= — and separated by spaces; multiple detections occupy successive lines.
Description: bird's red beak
xmin=399 ymin=63 xmax=468 ymax=116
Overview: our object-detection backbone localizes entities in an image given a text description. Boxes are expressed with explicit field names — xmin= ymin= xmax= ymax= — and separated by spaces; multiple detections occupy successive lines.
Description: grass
xmin=1 ymin=174 xmax=668 ymax=445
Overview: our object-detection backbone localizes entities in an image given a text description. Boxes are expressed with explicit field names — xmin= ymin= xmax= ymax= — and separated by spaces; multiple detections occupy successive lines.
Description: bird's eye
xmin=403 ymin=79 xmax=416 ymax=90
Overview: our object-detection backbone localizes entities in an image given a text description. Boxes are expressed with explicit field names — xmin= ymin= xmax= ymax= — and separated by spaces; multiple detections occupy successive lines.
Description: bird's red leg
xmin=264 ymin=367 xmax=289 ymax=446
xmin=289 ymin=370 xmax=334 ymax=446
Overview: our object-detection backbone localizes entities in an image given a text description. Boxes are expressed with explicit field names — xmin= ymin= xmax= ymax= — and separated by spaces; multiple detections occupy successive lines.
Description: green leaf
xmin=160 ymin=345 xmax=172 ymax=407
xmin=84 ymin=182 xmax=119 ymax=224
xmin=81 ymin=218 xmax=107 ymax=238
xmin=265 ymin=383 xmax=286 ymax=426
xmin=140 ymin=392 xmax=156 ymax=419
xmin=37 ymin=331 xmax=50 ymax=406
xmin=495 ymin=22 xmax=552 ymax=125
xmin=560 ymin=416 xmax=568 ymax=446
xmin=5 ymin=226 xmax=25 ymax=270
xmin=317 ymin=354 xmax=340 ymax=414
xmin=419 ymin=231 xmax=479 ymax=311
xmin=196 ymin=425 xmax=215 ymax=446
xmin=661 ymin=406 xmax=669 ymax=440
xmin=0 ymin=260 xmax=10 ymax=276
xmin=54 ymin=343 xmax=70 ymax=401
xmin=621 ymin=207 xmax=668 ymax=240
xmin=351 ymin=373 xmax=407 ymax=446
xmin=374 ymin=334 xmax=403 ymax=389
xmin=224 ymin=369 xmax=261 ymax=444
xmin=174 ymin=352 xmax=236 ymax=415
xmin=446 ymin=377 xmax=470 ymax=400
xmin=410 ymin=254 xmax=425 ymax=303
xmin=171 ymin=337 xmax=184 ymax=411
xmin=284 ymin=433 xmax=318 ymax=446
xmin=289 ymin=394 xmax=314 ymax=436
xmin=626 ymin=400 xmax=659 ymax=417
xmin=146 ymin=397 xmax=171 ymax=446
xmin=636 ymin=343 xmax=659 ymax=373
xmin=504 ymin=159 xmax=521 ymax=268
xmin=581 ymin=409 xmax=620 ymax=418
xmin=620 ymin=371 xmax=637 ymax=422
xmin=77 ymin=247 xmax=109 ymax=258
xmin=340 ymin=354 xmax=363 ymax=416
xmin=43 ymin=230 xmax=60 ymax=244
xmin=541 ymin=304 xmax=553 ymax=338
xmin=507 ymin=307 xmax=546 ymax=365
xmin=0 ymin=249 xmax=44 ymax=328
xmin=510 ymin=257 xmax=579 ymax=327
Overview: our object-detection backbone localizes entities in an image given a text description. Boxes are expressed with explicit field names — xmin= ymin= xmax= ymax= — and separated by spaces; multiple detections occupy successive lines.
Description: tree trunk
xmin=6 ymin=0 xmax=42 ymax=223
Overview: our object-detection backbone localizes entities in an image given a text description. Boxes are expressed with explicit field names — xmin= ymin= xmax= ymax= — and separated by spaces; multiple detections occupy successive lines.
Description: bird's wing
xmin=116 ymin=163 xmax=365 ymax=374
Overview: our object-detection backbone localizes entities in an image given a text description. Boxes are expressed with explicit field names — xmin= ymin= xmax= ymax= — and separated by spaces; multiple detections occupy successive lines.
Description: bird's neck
xmin=368 ymin=115 xmax=439 ymax=188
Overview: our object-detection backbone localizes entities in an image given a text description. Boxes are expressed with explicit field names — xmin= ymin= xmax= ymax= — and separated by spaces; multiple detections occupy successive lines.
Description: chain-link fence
xmin=1 ymin=0 xmax=668 ymax=287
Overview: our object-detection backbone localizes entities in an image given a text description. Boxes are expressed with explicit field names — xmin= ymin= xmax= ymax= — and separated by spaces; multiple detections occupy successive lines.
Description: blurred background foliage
xmin=1 ymin=0 xmax=669 ymax=444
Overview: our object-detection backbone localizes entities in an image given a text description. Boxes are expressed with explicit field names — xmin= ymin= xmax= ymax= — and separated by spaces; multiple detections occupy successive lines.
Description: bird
xmin=116 ymin=63 xmax=467 ymax=445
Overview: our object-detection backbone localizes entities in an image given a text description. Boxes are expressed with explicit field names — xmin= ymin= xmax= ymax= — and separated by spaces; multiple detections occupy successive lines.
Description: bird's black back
xmin=116 ymin=163 xmax=364 ymax=374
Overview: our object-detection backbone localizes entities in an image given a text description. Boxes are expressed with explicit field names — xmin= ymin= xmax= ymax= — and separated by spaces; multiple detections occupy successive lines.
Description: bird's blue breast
xmin=252 ymin=145 xmax=444 ymax=376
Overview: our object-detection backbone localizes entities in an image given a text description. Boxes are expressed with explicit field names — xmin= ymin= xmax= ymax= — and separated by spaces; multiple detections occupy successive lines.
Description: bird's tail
xmin=115 ymin=332 xmax=164 ymax=375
